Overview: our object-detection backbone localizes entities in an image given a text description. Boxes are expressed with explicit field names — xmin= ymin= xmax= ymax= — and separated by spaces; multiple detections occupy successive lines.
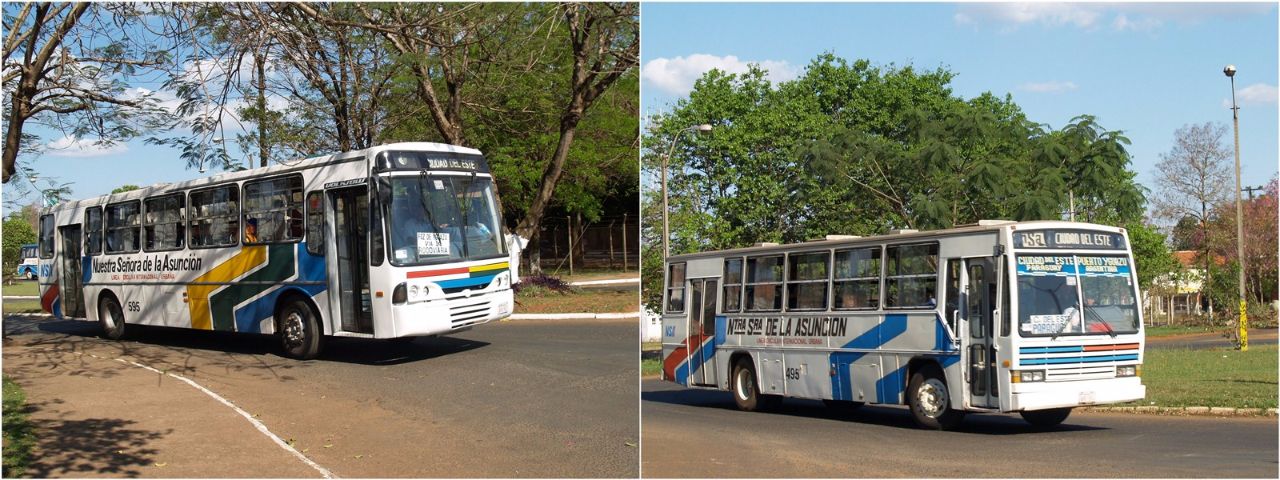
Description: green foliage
xmin=1126 ymin=221 xmax=1177 ymax=292
xmin=1134 ymin=346 xmax=1278 ymax=409
xmin=111 ymin=184 xmax=140 ymax=194
xmin=643 ymin=53 xmax=1147 ymax=259
xmin=2 ymin=217 xmax=37 ymax=280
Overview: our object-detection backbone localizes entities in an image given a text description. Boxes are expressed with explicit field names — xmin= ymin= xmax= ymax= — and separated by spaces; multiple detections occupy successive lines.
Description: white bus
xmin=16 ymin=243 xmax=38 ymax=279
xmin=36 ymin=142 xmax=517 ymax=359
xmin=661 ymin=220 xmax=1144 ymax=429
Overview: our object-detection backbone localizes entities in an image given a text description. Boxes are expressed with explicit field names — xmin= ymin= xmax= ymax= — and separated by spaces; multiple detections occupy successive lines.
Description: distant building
xmin=1149 ymin=250 xmax=1224 ymax=321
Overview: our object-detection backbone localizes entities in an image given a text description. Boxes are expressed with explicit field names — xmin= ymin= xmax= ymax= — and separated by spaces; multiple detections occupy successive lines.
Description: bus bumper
xmin=387 ymin=288 xmax=514 ymax=338
xmin=1007 ymin=377 xmax=1145 ymax=411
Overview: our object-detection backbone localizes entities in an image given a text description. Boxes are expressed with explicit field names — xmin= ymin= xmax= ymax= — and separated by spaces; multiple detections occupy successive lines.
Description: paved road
xmin=3 ymin=316 xmax=638 ymax=478
xmin=641 ymin=380 xmax=1278 ymax=478
xmin=1147 ymin=328 xmax=1278 ymax=350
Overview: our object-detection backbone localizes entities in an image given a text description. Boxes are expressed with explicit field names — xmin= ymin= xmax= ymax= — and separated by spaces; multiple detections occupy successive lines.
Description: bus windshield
xmin=384 ymin=174 xmax=506 ymax=266
xmin=1015 ymin=254 xmax=1139 ymax=337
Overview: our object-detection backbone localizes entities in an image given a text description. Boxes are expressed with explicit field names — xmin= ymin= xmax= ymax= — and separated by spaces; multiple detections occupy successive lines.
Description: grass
xmin=1 ymin=281 xmax=39 ymax=297
xmin=1 ymin=299 xmax=43 ymax=315
xmin=3 ymin=375 xmax=35 ymax=478
xmin=514 ymin=289 xmax=637 ymax=314
xmin=641 ymin=358 xmax=661 ymax=377
xmin=1145 ymin=324 xmax=1219 ymax=338
xmin=1131 ymin=345 xmax=1278 ymax=409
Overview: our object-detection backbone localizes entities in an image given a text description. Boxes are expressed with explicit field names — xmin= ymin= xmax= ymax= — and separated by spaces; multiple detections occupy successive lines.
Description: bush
xmin=513 ymin=274 xmax=574 ymax=297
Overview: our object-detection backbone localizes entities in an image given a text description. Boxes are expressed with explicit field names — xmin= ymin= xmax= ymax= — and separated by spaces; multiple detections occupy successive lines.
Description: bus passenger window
xmin=666 ymin=263 xmax=686 ymax=313
xmin=722 ymin=258 xmax=743 ymax=312
xmin=885 ymin=243 xmax=938 ymax=308
xmin=144 ymin=193 xmax=185 ymax=251
xmin=243 ymin=175 xmax=303 ymax=245
xmin=105 ymin=201 xmax=142 ymax=254
xmin=38 ymin=214 xmax=54 ymax=259
xmin=305 ymin=191 xmax=324 ymax=255
xmin=834 ymin=247 xmax=881 ymax=310
xmin=189 ymin=185 xmax=240 ymax=248
xmin=85 ymin=207 xmax=103 ymax=255
xmin=786 ymin=251 xmax=829 ymax=311
xmin=745 ymin=255 xmax=783 ymax=311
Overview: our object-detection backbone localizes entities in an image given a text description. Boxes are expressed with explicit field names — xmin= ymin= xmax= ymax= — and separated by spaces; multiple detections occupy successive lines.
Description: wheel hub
xmin=282 ymin=311 xmax=304 ymax=347
xmin=736 ymin=370 xmax=753 ymax=399
xmin=919 ymin=378 xmax=948 ymax=417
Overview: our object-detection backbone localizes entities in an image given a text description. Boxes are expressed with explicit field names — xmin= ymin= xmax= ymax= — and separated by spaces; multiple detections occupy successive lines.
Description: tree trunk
xmin=256 ymin=53 xmax=268 ymax=168
xmin=527 ymin=227 xmax=543 ymax=276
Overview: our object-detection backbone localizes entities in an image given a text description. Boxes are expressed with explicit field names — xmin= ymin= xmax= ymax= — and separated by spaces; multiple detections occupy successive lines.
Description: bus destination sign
xmin=380 ymin=151 xmax=490 ymax=173
xmin=1013 ymin=229 xmax=1125 ymax=250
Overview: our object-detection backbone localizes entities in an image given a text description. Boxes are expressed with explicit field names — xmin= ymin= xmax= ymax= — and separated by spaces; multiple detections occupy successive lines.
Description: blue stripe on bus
xmin=876 ymin=364 xmax=909 ymax=404
xmin=1020 ymin=354 xmax=1139 ymax=365
xmin=436 ymin=274 xmax=497 ymax=289
xmin=1020 ymin=346 xmax=1085 ymax=354
xmin=232 ymin=243 xmax=328 ymax=333
xmin=830 ymin=314 xmax=908 ymax=402
xmin=81 ymin=256 xmax=92 ymax=284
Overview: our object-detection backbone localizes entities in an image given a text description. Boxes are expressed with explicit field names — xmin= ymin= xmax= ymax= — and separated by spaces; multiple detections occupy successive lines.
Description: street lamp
xmin=661 ymin=123 xmax=712 ymax=258
xmin=1224 ymin=64 xmax=1248 ymax=351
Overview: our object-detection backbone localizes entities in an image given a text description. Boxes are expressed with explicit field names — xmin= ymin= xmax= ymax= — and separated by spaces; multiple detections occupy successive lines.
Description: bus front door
xmin=965 ymin=256 xmax=998 ymax=408
xmin=59 ymin=225 xmax=85 ymax=318
xmin=330 ymin=187 xmax=373 ymax=334
xmin=689 ymin=278 xmax=718 ymax=386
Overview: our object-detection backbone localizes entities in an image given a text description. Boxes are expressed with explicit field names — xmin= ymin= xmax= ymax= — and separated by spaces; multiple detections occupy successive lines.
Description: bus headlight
xmin=1116 ymin=365 xmax=1138 ymax=377
xmin=1012 ymin=370 xmax=1045 ymax=383
xmin=392 ymin=283 xmax=407 ymax=304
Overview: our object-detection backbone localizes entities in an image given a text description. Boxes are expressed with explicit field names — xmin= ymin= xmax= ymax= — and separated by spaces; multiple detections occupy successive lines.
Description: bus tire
xmin=1020 ymin=408 xmax=1072 ymax=428
xmin=278 ymin=299 xmax=322 ymax=360
xmin=907 ymin=365 xmax=965 ymax=430
xmin=98 ymin=294 xmax=126 ymax=340
xmin=732 ymin=357 xmax=765 ymax=412
xmin=26 ymin=271 xmax=36 ymax=281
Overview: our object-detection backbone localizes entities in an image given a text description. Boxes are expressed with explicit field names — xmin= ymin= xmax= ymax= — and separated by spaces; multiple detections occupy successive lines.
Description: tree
xmin=111 ymin=184 xmax=140 ymax=194
xmin=2 ymin=216 xmax=37 ymax=283
xmin=1205 ymin=176 xmax=1279 ymax=308
xmin=3 ymin=3 xmax=176 ymax=183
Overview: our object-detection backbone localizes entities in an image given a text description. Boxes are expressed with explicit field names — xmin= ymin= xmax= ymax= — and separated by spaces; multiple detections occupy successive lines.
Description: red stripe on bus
xmin=406 ymin=267 xmax=471 ymax=279
xmin=40 ymin=283 xmax=59 ymax=314
xmin=1083 ymin=343 xmax=1140 ymax=352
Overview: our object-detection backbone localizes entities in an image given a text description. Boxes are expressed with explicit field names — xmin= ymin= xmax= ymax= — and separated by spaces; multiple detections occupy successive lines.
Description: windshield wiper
xmin=1086 ymin=307 xmax=1117 ymax=338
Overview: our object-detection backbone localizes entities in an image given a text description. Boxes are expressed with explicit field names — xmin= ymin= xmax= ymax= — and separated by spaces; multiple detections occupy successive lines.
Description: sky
xmin=4 ymin=2 xmax=1277 ymax=215
xmin=640 ymin=1 xmax=1279 ymax=204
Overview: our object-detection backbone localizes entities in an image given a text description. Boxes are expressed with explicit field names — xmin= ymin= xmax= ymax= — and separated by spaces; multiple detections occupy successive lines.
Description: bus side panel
xmin=780 ymin=351 xmax=832 ymax=400
xmin=659 ymin=313 xmax=689 ymax=384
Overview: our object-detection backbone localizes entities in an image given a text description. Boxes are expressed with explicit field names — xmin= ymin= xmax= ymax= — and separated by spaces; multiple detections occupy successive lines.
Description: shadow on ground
xmin=642 ymin=388 xmax=1107 ymax=436
xmin=20 ymin=399 xmax=167 ymax=478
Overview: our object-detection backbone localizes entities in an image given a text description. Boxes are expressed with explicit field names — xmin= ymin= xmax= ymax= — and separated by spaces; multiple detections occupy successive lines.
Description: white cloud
xmin=1018 ymin=81 xmax=1078 ymax=94
xmin=46 ymin=135 xmax=128 ymax=158
xmin=955 ymin=2 xmax=1274 ymax=32
xmin=642 ymin=54 xmax=799 ymax=95
xmin=1223 ymin=83 xmax=1279 ymax=108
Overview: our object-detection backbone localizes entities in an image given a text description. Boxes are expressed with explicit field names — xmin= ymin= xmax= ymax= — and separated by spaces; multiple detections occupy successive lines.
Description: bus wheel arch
xmin=274 ymin=290 xmax=324 ymax=360
xmin=97 ymin=290 xmax=126 ymax=340
xmin=906 ymin=360 xmax=965 ymax=430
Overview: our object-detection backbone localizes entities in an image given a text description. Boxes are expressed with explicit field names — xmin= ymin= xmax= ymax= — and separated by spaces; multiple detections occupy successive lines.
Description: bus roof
xmin=665 ymin=220 xmax=1126 ymax=262
xmin=40 ymin=142 xmax=482 ymax=214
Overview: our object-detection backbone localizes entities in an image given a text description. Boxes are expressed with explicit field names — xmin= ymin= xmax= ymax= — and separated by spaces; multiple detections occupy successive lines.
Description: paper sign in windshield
xmin=417 ymin=232 xmax=450 ymax=255
xmin=1026 ymin=314 xmax=1071 ymax=334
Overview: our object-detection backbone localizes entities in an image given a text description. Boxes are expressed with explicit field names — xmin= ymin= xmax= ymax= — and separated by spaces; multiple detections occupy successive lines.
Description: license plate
xmin=497 ymin=301 xmax=511 ymax=316
xmin=1078 ymin=391 xmax=1096 ymax=404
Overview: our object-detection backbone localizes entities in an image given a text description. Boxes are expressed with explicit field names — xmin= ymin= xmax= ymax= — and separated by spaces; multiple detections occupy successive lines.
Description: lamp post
xmin=661 ymin=123 xmax=712 ymax=258
xmin=1224 ymin=64 xmax=1248 ymax=351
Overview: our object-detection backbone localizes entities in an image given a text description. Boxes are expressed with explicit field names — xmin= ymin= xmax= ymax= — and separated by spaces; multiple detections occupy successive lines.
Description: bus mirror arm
xmin=945 ymin=310 xmax=961 ymax=348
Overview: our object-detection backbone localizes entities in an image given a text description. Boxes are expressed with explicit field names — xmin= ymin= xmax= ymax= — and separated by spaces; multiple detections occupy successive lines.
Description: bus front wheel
xmin=98 ymin=295 xmax=126 ymax=340
xmin=907 ymin=365 xmax=965 ymax=430
xmin=1020 ymin=407 xmax=1072 ymax=428
xmin=278 ymin=299 xmax=322 ymax=360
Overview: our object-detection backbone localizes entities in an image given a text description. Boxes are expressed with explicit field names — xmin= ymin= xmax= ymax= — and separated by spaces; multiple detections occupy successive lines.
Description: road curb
xmin=1082 ymin=405 xmax=1278 ymax=417
xmin=507 ymin=312 xmax=639 ymax=320
xmin=2 ymin=296 xmax=39 ymax=300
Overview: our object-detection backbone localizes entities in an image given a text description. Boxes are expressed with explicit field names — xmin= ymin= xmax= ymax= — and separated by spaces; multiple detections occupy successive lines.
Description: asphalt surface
xmin=640 ymin=379 xmax=1279 ymax=478
xmin=3 ymin=315 xmax=638 ymax=478
xmin=1146 ymin=328 xmax=1278 ymax=350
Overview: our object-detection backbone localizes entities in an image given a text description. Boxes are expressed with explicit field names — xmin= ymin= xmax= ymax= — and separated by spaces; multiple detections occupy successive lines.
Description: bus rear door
xmin=59 ymin=224 xmax=86 ymax=318
xmin=688 ymin=278 xmax=718 ymax=386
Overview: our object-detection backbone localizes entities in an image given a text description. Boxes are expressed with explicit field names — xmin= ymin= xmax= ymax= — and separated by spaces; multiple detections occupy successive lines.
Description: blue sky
xmin=641 ymin=2 xmax=1279 ymax=202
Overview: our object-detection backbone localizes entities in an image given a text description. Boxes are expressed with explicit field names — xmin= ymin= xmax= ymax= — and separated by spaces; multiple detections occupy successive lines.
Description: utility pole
xmin=1242 ymin=185 xmax=1263 ymax=200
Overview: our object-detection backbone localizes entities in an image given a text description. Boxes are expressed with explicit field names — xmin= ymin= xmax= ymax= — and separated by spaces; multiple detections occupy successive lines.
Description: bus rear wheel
xmin=732 ymin=358 xmax=767 ymax=412
xmin=98 ymin=295 xmax=126 ymax=340
xmin=278 ymin=299 xmax=322 ymax=360
xmin=1020 ymin=408 xmax=1072 ymax=428
xmin=907 ymin=365 xmax=965 ymax=430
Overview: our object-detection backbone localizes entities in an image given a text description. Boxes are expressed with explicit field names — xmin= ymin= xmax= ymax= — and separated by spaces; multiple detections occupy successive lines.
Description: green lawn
xmin=1133 ymin=345 xmax=1278 ymax=409
xmin=1 ymin=281 xmax=39 ymax=297
xmin=3 ymin=375 xmax=35 ymax=478
xmin=1 ymin=299 xmax=43 ymax=315
xmin=1145 ymin=324 xmax=1218 ymax=338
xmin=641 ymin=358 xmax=661 ymax=377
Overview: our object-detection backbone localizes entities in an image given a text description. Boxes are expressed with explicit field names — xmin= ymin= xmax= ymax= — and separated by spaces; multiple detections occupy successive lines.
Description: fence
xmin=524 ymin=214 xmax=638 ymax=276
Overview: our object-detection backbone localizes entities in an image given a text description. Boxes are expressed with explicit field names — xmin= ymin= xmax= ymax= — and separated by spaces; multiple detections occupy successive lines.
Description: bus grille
xmin=450 ymin=300 xmax=491 ymax=329
xmin=1019 ymin=342 xmax=1140 ymax=381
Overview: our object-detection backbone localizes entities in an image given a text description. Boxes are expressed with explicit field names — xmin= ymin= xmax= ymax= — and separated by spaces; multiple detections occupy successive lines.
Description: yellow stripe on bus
xmin=186 ymin=246 xmax=268 ymax=330
xmin=470 ymin=262 xmax=509 ymax=273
